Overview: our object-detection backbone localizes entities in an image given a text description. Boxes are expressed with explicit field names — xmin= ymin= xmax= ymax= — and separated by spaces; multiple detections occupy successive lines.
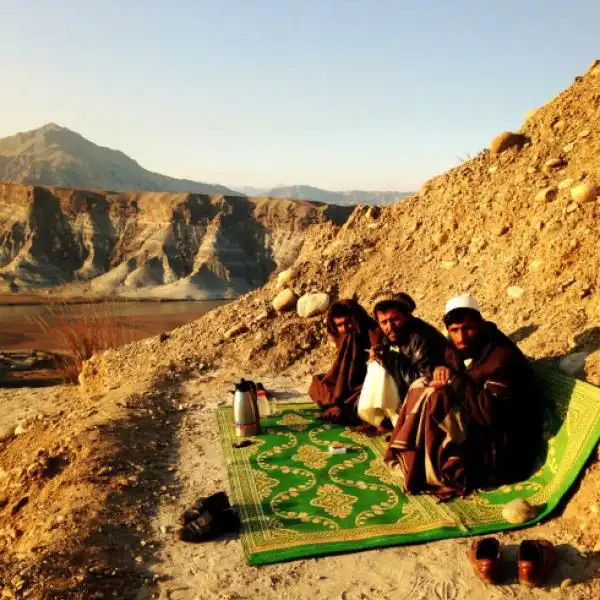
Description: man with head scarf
xmin=384 ymin=294 xmax=540 ymax=500
xmin=366 ymin=292 xmax=448 ymax=404
xmin=309 ymin=299 xmax=378 ymax=424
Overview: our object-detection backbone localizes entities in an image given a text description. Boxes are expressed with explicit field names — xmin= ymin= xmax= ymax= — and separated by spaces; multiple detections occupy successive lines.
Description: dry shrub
xmin=32 ymin=302 xmax=135 ymax=383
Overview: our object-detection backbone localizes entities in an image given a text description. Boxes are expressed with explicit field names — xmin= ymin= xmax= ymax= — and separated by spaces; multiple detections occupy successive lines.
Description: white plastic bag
xmin=357 ymin=361 xmax=402 ymax=427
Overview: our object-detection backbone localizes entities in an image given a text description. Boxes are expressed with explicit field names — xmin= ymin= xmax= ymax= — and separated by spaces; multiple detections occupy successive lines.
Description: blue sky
xmin=0 ymin=0 xmax=598 ymax=190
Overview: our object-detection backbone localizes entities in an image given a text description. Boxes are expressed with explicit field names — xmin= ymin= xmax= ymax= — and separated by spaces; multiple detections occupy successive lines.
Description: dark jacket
xmin=381 ymin=317 xmax=448 ymax=397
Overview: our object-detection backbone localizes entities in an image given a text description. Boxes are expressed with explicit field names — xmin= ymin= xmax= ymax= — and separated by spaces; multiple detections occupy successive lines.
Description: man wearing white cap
xmin=384 ymin=294 xmax=540 ymax=500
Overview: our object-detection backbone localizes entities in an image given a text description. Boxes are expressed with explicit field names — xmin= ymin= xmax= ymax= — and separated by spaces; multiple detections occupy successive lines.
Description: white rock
xmin=571 ymin=183 xmax=598 ymax=203
xmin=559 ymin=352 xmax=588 ymax=375
xmin=529 ymin=259 xmax=544 ymax=271
xmin=272 ymin=289 xmax=298 ymax=312
xmin=14 ymin=424 xmax=25 ymax=436
xmin=297 ymin=293 xmax=330 ymax=318
xmin=488 ymin=166 xmax=498 ymax=174
xmin=558 ymin=178 xmax=574 ymax=191
xmin=502 ymin=499 xmax=537 ymax=524
xmin=440 ymin=261 xmax=457 ymax=270
xmin=534 ymin=187 xmax=557 ymax=203
xmin=507 ymin=286 xmax=525 ymax=299
xmin=277 ymin=268 xmax=295 ymax=288
xmin=577 ymin=129 xmax=591 ymax=138
xmin=563 ymin=142 xmax=576 ymax=153
xmin=0 ymin=426 xmax=14 ymax=443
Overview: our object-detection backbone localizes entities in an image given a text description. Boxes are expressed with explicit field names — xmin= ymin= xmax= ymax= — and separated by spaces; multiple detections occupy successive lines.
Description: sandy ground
xmin=0 ymin=368 xmax=598 ymax=599
xmin=141 ymin=371 xmax=599 ymax=600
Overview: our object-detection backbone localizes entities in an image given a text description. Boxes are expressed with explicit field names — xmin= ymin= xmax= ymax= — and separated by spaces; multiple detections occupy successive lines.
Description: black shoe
xmin=178 ymin=508 xmax=241 ymax=543
xmin=179 ymin=491 xmax=231 ymax=525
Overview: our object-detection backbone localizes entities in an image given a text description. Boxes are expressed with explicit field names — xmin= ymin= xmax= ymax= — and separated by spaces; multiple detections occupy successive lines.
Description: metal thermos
xmin=233 ymin=379 xmax=261 ymax=437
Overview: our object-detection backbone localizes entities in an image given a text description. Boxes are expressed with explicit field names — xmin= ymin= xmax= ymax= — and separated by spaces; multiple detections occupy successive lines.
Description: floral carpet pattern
xmin=217 ymin=368 xmax=600 ymax=565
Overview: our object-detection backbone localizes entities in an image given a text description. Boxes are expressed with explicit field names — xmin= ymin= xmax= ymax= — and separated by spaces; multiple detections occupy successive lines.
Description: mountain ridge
xmin=0 ymin=123 xmax=236 ymax=195
xmin=233 ymin=184 xmax=412 ymax=206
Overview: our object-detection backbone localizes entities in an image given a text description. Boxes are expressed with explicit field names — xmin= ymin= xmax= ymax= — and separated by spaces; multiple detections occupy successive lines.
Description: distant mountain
xmin=232 ymin=184 xmax=412 ymax=206
xmin=0 ymin=123 xmax=236 ymax=195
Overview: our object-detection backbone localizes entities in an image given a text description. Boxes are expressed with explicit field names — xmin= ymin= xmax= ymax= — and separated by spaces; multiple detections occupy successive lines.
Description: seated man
xmin=357 ymin=293 xmax=448 ymax=431
xmin=309 ymin=299 xmax=378 ymax=424
xmin=385 ymin=294 xmax=540 ymax=500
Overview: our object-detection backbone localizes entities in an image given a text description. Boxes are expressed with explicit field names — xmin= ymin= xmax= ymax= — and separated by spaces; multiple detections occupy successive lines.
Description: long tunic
xmin=384 ymin=322 xmax=540 ymax=499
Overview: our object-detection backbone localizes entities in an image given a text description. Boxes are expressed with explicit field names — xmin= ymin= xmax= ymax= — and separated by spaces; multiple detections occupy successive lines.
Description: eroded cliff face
xmin=0 ymin=184 xmax=351 ymax=298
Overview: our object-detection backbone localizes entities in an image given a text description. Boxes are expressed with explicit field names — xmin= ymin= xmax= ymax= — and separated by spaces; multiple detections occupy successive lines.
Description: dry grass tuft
xmin=32 ymin=303 xmax=135 ymax=383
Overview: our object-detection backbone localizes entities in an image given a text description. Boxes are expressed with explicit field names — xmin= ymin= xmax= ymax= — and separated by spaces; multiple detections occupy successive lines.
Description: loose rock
xmin=558 ymin=178 xmax=574 ymax=190
xmin=507 ymin=286 xmax=525 ymax=299
xmin=544 ymin=157 xmax=566 ymax=170
xmin=297 ymin=293 xmax=330 ymax=318
xmin=559 ymin=352 xmax=587 ymax=375
xmin=433 ymin=231 xmax=448 ymax=246
xmin=502 ymin=499 xmax=537 ymax=523
xmin=440 ymin=261 xmax=457 ymax=270
xmin=277 ymin=268 xmax=295 ymax=288
xmin=489 ymin=131 xmax=528 ymax=154
xmin=223 ymin=324 xmax=249 ymax=340
xmin=534 ymin=187 xmax=557 ymax=203
xmin=272 ymin=289 xmax=298 ymax=312
xmin=570 ymin=183 xmax=598 ymax=203
xmin=0 ymin=425 xmax=14 ymax=442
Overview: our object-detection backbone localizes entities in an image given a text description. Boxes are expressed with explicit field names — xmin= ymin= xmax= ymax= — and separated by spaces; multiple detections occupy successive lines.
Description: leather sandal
xmin=179 ymin=491 xmax=231 ymax=525
xmin=178 ymin=508 xmax=240 ymax=543
xmin=468 ymin=537 xmax=502 ymax=584
xmin=517 ymin=539 xmax=556 ymax=587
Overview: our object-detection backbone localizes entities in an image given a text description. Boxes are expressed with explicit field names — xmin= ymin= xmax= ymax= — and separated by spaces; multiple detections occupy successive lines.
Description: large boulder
xmin=297 ymin=293 xmax=330 ymax=318
xmin=272 ymin=288 xmax=298 ymax=312
xmin=489 ymin=131 xmax=528 ymax=154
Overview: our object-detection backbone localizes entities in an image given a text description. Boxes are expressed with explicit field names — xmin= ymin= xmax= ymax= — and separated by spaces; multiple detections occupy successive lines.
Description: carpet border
xmin=218 ymin=368 xmax=600 ymax=566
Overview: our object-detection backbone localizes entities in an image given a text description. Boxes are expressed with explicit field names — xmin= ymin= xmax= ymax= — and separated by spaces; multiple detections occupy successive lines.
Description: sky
xmin=0 ymin=1 xmax=598 ymax=191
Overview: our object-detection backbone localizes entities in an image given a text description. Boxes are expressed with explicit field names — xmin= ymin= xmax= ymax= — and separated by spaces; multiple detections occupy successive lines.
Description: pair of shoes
xmin=178 ymin=492 xmax=240 ymax=543
xmin=468 ymin=538 xmax=556 ymax=586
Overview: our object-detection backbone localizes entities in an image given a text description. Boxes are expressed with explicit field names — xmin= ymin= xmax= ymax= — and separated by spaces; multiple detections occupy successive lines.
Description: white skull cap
xmin=444 ymin=294 xmax=481 ymax=316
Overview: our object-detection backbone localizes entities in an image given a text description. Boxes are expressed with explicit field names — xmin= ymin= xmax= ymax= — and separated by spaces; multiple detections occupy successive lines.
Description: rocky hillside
xmin=1 ymin=59 xmax=599 ymax=600
xmin=0 ymin=185 xmax=351 ymax=298
xmin=87 ymin=58 xmax=600 ymax=404
xmin=0 ymin=124 xmax=236 ymax=195
xmin=235 ymin=184 xmax=412 ymax=206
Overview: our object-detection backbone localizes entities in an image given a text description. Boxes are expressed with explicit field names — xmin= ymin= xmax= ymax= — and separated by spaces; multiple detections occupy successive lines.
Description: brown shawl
xmin=384 ymin=322 xmax=539 ymax=499
xmin=309 ymin=299 xmax=378 ymax=422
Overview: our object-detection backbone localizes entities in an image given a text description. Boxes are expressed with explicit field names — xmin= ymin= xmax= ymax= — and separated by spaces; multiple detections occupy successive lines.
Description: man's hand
xmin=430 ymin=366 xmax=451 ymax=389
xmin=368 ymin=345 xmax=385 ymax=365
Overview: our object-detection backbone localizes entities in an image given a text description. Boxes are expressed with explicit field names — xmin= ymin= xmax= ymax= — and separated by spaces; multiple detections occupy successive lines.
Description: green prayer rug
xmin=217 ymin=368 xmax=600 ymax=565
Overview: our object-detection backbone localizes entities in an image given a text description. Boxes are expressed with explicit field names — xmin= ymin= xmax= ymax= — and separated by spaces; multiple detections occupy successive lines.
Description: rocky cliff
xmin=0 ymin=184 xmax=351 ymax=298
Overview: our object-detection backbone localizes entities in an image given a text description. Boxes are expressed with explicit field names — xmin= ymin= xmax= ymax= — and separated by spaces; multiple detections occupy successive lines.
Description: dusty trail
xmin=145 ymin=372 xmax=599 ymax=600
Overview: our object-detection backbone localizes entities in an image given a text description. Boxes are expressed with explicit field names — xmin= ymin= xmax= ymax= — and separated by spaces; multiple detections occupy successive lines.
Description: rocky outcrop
xmin=0 ymin=184 xmax=351 ymax=298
